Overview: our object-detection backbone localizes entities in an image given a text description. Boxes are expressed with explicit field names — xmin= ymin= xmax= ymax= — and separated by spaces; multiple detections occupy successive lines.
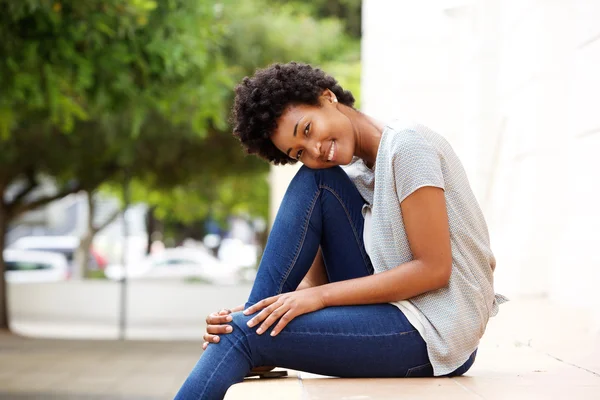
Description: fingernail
xmin=226 ymin=326 xmax=233 ymax=333
xmin=213 ymin=337 xmax=219 ymax=343
xmin=270 ymin=331 xmax=277 ymax=337
xmin=246 ymin=320 xmax=254 ymax=327
xmin=256 ymin=328 xmax=263 ymax=335
xmin=243 ymin=309 xmax=249 ymax=315
xmin=226 ymin=316 xmax=232 ymax=322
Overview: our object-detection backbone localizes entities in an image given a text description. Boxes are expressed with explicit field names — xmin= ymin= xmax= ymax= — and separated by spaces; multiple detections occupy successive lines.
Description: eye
xmin=296 ymin=150 xmax=304 ymax=160
xmin=304 ymin=122 xmax=311 ymax=137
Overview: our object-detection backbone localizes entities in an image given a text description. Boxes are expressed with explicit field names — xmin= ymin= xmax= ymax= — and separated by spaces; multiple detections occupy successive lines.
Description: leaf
xmin=95 ymin=22 xmax=116 ymax=38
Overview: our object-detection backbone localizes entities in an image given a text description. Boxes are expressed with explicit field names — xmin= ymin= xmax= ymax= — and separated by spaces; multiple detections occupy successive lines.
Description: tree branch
xmin=8 ymin=183 xmax=82 ymax=220
xmin=8 ymin=170 xmax=38 ymax=207
xmin=93 ymin=208 xmax=121 ymax=234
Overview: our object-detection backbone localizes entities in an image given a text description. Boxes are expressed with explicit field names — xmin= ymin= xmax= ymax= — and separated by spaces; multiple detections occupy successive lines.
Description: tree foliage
xmin=271 ymin=0 xmax=362 ymax=39
xmin=116 ymin=0 xmax=362 ymax=227
xmin=0 ymin=0 xmax=230 ymax=329
xmin=0 ymin=0 xmax=362 ymax=330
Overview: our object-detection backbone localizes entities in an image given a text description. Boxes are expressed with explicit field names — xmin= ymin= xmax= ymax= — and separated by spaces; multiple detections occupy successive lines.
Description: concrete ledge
xmin=225 ymin=299 xmax=600 ymax=399
xmin=226 ymin=370 xmax=302 ymax=400
xmin=226 ymin=346 xmax=600 ymax=399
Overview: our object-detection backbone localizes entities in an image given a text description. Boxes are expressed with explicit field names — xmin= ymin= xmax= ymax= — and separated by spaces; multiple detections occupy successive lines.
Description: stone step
xmin=224 ymin=300 xmax=600 ymax=399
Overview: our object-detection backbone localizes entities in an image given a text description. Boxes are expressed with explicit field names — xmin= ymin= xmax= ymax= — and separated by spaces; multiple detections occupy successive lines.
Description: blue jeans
xmin=175 ymin=166 xmax=476 ymax=400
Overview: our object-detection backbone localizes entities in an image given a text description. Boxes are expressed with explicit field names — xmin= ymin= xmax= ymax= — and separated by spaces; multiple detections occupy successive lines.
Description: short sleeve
xmin=392 ymin=131 xmax=445 ymax=203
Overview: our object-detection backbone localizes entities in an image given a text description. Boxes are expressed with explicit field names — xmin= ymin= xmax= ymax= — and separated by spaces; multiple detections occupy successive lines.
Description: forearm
xmin=296 ymin=247 xmax=328 ymax=291
xmin=318 ymin=259 xmax=450 ymax=307
xmin=296 ymin=280 xmax=313 ymax=290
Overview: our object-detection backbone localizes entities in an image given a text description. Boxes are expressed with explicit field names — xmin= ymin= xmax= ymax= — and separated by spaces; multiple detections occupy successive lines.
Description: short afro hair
xmin=231 ymin=62 xmax=355 ymax=165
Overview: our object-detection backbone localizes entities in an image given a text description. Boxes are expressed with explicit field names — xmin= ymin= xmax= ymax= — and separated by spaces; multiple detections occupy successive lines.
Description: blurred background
xmin=0 ymin=0 xmax=361 ymax=339
xmin=1 ymin=0 xmax=598 ymax=341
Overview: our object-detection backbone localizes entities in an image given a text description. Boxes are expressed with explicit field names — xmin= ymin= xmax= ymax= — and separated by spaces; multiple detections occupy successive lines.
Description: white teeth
xmin=328 ymin=141 xmax=335 ymax=161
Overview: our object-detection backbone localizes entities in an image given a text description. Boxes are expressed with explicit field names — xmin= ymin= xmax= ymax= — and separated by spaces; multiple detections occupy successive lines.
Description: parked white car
xmin=217 ymin=238 xmax=259 ymax=269
xmin=104 ymin=247 xmax=242 ymax=285
xmin=4 ymin=249 xmax=69 ymax=283
xmin=10 ymin=235 xmax=107 ymax=271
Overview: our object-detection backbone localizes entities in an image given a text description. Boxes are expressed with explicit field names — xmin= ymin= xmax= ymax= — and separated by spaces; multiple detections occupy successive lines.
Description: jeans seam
xmin=319 ymin=184 xmax=373 ymax=275
xmin=276 ymin=329 xmax=418 ymax=337
xmin=198 ymin=337 xmax=245 ymax=399
xmin=230 ymin=329 xmax=255 ymax=366
xmin=277 ymin=187 xmax=321 ymax=295
xmin=405 ymin=362 xmax=432 ymax=377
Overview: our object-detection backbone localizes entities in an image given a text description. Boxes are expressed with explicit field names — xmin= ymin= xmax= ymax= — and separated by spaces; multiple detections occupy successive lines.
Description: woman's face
xmin=271 ymin=90 xmax=355 ymax=169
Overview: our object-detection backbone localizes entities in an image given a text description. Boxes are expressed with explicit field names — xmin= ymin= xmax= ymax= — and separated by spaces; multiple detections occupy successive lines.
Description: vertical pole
xmin=0 ymin=203 xmax=9 ymax=330
xmin=118 ymin=172 xmax=131 ymax=340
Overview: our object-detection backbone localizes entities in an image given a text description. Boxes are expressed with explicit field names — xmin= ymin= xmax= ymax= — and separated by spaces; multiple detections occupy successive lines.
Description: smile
xmin=327 ymin=141 xmax=336 ymax=161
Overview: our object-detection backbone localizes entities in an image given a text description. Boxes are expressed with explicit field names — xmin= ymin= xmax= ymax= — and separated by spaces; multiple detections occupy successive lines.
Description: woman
xmin=175 ymin=62 xmax=507 ymax=399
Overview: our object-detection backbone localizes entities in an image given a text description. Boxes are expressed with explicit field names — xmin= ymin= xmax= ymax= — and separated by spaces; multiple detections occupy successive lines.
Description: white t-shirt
xmin=363 ymin=208 xmax=426 ymax=338
xmin=342 ymin=118 xmax=507 ymax=375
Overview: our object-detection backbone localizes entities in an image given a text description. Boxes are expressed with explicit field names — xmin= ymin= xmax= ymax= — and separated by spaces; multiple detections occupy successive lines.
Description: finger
xmin=246 ymin=300 xmax=282 ymax=328
xmin=270 ymin=309 xmax=296 ymax=337
xmin=243 ymin=296 xmax=278 ymax=316
xmin=218 ymin=308 xmax=232 ymax=315
xmin=207 ymin=324 xmax=234 ymax=335
xmin=231 ymin=304 xmax=245 ymax=313
xmin=207 ymin=314 xmax=233 ymax=325
xmin=205 ymin=312 xmax=218 ymax=324
xmin=203 ymin=342 xmax=208 ymax=350
xmin=203 ymin=332 xmax=222 ymax=343
xmin=256 ymin=304 xmax=290 ymax=335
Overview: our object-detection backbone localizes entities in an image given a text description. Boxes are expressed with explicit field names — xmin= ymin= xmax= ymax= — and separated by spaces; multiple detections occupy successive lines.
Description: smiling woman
xmin=175 ymin=62 xmax=507 ymax=400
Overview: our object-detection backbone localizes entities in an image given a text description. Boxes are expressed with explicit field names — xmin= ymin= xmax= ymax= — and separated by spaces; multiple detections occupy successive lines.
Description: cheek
xmin=301 ymin=159 xmax=325 ymax=170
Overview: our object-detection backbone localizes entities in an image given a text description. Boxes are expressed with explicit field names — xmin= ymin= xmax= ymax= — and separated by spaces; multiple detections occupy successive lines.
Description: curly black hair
xmin=231 ymin=62 xmax=356 ymax=165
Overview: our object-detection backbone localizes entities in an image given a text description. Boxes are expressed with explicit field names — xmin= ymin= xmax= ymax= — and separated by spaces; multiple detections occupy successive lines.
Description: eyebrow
xmin=286 ymin=116 xmax=303 ymax=157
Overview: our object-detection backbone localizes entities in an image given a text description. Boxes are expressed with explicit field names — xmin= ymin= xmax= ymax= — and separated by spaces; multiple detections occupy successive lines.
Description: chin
xmin=338 ymin=152 xmax=354 ymax=165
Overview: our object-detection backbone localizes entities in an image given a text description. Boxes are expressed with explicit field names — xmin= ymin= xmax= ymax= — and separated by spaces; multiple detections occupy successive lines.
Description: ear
xmin=321 ymin=89 xmax=338 ymax=104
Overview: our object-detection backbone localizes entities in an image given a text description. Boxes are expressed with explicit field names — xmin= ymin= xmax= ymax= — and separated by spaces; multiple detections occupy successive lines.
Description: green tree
xmin=0 ymin=0 xmax=230 ymax=330
xmin=271 ymin=0 xmax=362 ymax=38
xmin=0 ymin=0 xmax=361 ymax=331
xmin=118 ymin=0 xmax=362 ymax=241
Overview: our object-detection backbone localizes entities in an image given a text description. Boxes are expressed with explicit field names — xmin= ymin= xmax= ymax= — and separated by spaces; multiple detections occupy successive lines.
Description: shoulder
xmin=382 ymin=121 xmax=440 ymax=162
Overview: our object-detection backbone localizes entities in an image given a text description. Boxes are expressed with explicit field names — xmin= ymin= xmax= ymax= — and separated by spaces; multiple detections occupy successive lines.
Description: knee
xmin=293 ymin=165 xmax=346 ymax=186
xmin=226 ymin=311 xmax=254 ymax=342
xmin=213 ymin=312 xmax=253 ymax=354
xmin=211 ymin=311 xmax=259 ymax=369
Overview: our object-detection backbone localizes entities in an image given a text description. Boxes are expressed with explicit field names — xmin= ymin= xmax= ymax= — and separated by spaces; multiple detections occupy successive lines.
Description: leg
xmin=246 ymin=166 xmax=372 ymax=307
xmin=176 ymin=166 xmax=377 ymax=399
xmin=175 ymin=304 xmax=429 ymax=400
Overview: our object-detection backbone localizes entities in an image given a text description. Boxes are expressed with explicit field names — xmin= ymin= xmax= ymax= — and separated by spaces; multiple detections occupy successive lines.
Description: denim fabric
xmin=175 ymin=166 xmax=476 ymax=400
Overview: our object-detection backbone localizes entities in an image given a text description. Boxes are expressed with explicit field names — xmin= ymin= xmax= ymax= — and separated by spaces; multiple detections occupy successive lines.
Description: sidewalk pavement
xmin=0 ymin=335 xmax=200 ymax=399
xmin=1 ymin=298 xmax=599 ymax=399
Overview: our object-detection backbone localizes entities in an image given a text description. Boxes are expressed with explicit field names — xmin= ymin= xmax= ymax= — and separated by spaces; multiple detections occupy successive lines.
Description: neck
xmin=341 ymin=107 xmax=384 ymax=168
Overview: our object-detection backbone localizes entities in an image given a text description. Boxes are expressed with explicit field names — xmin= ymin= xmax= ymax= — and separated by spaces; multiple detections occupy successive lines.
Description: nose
xmin=308 ymin=140 xmax=322 ymax=159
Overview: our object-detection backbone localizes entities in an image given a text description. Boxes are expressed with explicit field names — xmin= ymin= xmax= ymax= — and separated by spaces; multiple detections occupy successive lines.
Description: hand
xmin=202 ymin=304 xmax=243 ymax=350
xmin=243 ymin=287 xmax=326 ymax=337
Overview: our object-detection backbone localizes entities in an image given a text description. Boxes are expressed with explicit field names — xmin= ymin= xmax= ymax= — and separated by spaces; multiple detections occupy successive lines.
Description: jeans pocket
xmin=405 ymin=362 xmax=434 ymax=378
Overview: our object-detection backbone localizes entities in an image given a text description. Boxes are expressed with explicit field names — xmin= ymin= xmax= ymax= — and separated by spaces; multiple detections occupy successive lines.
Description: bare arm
xmin=244 ymin=186 xmax=453 ymax=337
xmin=297 ymin=247 xmax=328 ymax=290
xmin=319 ymin=186 xmax=452 ymax=306
xmin=203 ymin=248 xmax=327 ymax=348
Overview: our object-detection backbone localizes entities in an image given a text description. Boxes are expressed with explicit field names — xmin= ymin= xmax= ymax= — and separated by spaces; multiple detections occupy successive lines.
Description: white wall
xmin=362 ymin=0 xmax=600 ymax=319
xmin=269 ymin=164 xmax=301 ymax=226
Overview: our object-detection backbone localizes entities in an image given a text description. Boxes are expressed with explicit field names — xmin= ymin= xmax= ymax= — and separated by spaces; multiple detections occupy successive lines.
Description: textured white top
xmin=363 ymin=209 xmax=426 ymax=338
xmin=342 ymin=119 xmax=508 ymax=375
